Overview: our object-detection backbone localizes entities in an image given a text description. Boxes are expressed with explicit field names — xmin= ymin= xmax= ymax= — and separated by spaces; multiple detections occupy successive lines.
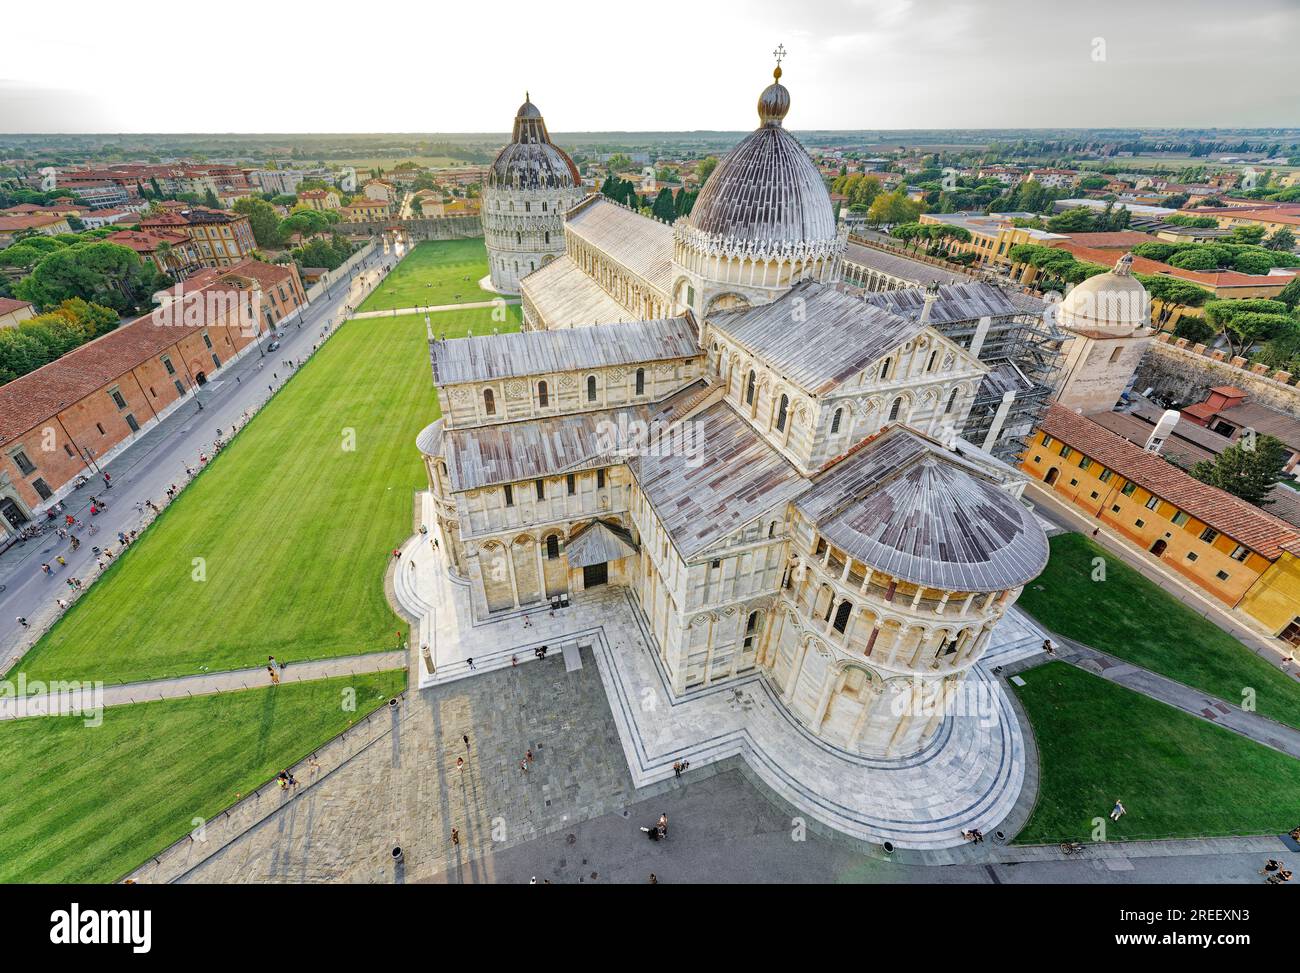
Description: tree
xmin=1190 ymin=435 xmax=1289 ymax=506
xmin=1204 ymin=298 xmax=1294 ymax=356
xmin=866 ymin=191 xmax=923 ymax=226
xmin=13 ymin=242 xmax=161 ymax=315
xmin=1276 ymin=276 xmax=1300 ymax=311
xmin=202 ymin=187 xmax=222 ymax=209
xmin=1264 ymin=227 xmax=1296 ymax=252
xmin=1139 ymin=275 xmax=1210 ymax=331
xmin=232 ymin=197 xmax=284 ymax=249
xmin=651 ymin=188 xmax=676 ymax=223
xmin=696 ymin=156 xmax=720 ymax=185
xmin=0 ymin=297 xmax=119 ymax=386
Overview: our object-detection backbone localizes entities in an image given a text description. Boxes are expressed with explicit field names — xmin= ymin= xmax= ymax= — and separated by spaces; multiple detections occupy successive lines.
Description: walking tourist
xmin=1109 ymin=799 xmax=1126 ymax=821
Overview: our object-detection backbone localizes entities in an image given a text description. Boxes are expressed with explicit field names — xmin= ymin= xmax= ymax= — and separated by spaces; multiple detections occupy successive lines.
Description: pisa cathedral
xmin=428 ymin=64 xmax=1051 ymax=757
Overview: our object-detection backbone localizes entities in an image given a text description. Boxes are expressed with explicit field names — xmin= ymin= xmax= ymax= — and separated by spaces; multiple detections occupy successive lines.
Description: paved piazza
xmin=397 ymin=502 xmax=1049 ymax=851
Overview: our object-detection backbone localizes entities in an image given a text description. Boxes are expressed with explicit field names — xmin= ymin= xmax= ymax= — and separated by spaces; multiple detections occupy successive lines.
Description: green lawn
xmin=0 ymin=670 xmax=405 ymax=883
xmin=1017 ymin=532 xmax=1300 ymax=729
xmin=391 ymin=305 xmax=522 ymax=342
xmin=16 ymin=314 xmax=434 ymax=685
xmin=358 ymin=238 xmax=497 ymax=311
xmin=1014 ymin=662 xmax=1300 ymax=842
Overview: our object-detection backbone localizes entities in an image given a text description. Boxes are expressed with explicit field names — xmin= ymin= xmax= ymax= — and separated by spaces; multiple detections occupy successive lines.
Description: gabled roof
xmin=861 ymin=280 xmax=1028 ymax=326
xmin=431 ymin=316 xmax=699 ymax=385
xmin=1039 ymin=403 xmax=1299 ymax=560
xmin=566 ymin=520 xmax=638 ymax=567
xmin=627 ymin=399 xmax=805 ymax=559
xmin=709 ymin=280 xmax=928 ymax=395
xmin=795 ymin=426 xmax=1048 ymax=591
xmin=564 ymin=196 xmax=674 ymax=297
xmin=519 ymin=254 xmax=630 ymax=328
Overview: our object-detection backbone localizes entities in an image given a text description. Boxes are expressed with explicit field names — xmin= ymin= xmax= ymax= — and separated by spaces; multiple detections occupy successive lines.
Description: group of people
xmin=642 ymin=813 xmax=670 ymax=841
xmin=1261 ymin=859 xmax=1292 ymax=884
xmin=961 ymin=828 xmax=985 ymax=843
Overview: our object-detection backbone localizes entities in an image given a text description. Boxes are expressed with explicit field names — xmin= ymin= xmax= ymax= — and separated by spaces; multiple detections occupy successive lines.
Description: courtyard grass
xmin=0 ymin=670 xmax=405 ymax=883
xmin=358 ymin=238 xmax=497 ymax=311
xmin=1016 ymin=532 xmax=1300 ymax=729
xmin=1013 ymin=662 xmax=1300 ymax=842
xmin=17 ymin=318 xmax=435 ymax=684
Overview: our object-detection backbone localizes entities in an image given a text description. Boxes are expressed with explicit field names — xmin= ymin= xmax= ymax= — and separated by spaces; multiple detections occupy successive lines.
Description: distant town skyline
xmin=2 ymin=0 xmax=1298 ymax=134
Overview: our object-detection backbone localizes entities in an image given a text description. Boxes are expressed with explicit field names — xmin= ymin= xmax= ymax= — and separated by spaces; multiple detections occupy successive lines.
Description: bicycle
xmin=1060 ymin=841 xmax=1085 ymax=856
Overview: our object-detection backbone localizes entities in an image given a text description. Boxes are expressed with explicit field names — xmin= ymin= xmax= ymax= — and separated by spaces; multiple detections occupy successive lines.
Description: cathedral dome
xmin=1057 ymin=253 xmax=1151 ymax=333
xmin=685 ymin=65 xmax=837 ymax=249
xmin=487 ymin=95 xmax=580 ymax=191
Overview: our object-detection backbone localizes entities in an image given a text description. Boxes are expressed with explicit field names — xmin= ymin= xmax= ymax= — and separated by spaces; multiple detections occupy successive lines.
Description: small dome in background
xmin=1058 ymin=252 xmax=1151 ymax=333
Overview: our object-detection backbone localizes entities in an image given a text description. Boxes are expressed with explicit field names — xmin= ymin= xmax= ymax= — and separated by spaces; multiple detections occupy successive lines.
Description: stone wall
xmin=1133 ymin=334 xmax=1298 ymax=412
xmin=340 ymin=216 xmax=481 ymax=240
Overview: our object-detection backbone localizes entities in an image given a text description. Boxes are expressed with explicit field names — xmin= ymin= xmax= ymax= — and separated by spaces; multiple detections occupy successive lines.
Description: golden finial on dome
xmin=772 ymin=43 xmax=786 ymax=81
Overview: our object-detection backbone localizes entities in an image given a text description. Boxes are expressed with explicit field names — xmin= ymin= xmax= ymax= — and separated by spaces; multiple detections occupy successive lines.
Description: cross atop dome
xmin=772 ymin=43 xmax=787 ymax=80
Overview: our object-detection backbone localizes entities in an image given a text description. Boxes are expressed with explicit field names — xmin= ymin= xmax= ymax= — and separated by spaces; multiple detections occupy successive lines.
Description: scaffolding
xmin=853 ymin=277 xmax=1071 ymax=465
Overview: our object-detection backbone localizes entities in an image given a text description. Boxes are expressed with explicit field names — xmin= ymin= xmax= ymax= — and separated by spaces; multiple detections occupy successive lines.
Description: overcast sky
xmin=2 ymin=0 xmax=1297 ymax=133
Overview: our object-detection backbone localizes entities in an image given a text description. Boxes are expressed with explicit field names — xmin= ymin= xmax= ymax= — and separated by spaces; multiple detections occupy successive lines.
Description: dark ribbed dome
xmin=487 ymin=95 xmax=580 ymax=190
xmin=686 ymin=67 xmax=837 ymax=247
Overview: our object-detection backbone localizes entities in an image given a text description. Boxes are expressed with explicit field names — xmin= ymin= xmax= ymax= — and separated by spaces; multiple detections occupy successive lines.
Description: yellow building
xmin=339 ymin=199 xmax=391 ymax=222
xmin=296 ymin=188 xmax=340 ymax=211
xmin=1238 ymin=544 xmax=1300 ymax=647
xmin=918 ymin=212 xmax=1065 ymax=270
xmin=1023 ymin=404 xmax=1300 ymax=641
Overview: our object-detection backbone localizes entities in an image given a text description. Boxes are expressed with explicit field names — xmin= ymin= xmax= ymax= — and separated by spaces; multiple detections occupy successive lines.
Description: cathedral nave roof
xmin=627 ymin=399 xmax=805 ymax=559
xmin=431 ymin=316 xmax=699 ymax=385
xmin=708 ymin=281 xmax=929 ymax=395
xmin=565 ymin=196 xmax=676 ymax=296
xmin=861 ymin=280 xmax=1032 ymax=327
xmin=519 ymin=254 xmax=632 ymax=328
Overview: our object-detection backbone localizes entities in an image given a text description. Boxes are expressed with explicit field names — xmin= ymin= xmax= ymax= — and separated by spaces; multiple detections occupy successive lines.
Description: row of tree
xmin=0 ymin=298 xmax=119 ymax=385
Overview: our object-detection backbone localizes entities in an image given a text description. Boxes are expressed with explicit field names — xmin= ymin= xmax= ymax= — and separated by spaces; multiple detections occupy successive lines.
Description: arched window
xmin=746 ymin=611 xmax=759 ymax=633
xmin=831 ymin=408 xmax=842 ymax=434
xmin=525 ymin=201 xmax=531 ymax=213
xmin=635 ymin=368 xmax=645 ymax=396
xmin=927 ymin=350 xmax=938 ymax=371
xmin=833 ymin=600 xmax=852 ymax=634
xmin=483 ymin=388 xmax=496 ymax=415
xmin=745 ymin=370 xmax=756 ymax=405
xmin=888 ymin=396 xmax=904 ymax=422
xmin=546 ymin=534 xmax=560 ymax=559
xmin=776 ymin=394 xmax=789 ymax=432
xmin=538 ymin=381 xmax=548 ymax=407
xmin=544 ymin=231 xmax=550 ymax=244
xmin=516 ymin=232 xmax=522 ymax=244
xmin=945 ymin=388 xmax=959 ymax=414
xmin=587 ymin=375 xmax=597 ymax=402
xmin=880 ymin=358 xmax=892 ymax=380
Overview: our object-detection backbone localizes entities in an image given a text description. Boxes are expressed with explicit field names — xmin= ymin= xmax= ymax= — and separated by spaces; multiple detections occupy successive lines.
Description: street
xmin=1 ymin=236 xmax=402 ymax=672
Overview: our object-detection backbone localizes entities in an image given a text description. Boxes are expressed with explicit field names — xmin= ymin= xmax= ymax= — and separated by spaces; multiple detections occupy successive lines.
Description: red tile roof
xmin=1048 ymin=241 xmax=1297 ymax=290
xmin=0 ymin=298 xmax=34 ymax=316
xmin=0 ymin=259 xmax=295 ymax=443
xmin=1039 ymin=403 xmax=1300 ymax=560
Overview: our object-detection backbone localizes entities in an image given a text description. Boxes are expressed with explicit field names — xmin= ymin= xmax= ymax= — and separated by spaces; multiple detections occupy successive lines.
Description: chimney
xmin=1145 ymin=409 xmax=1180 ymax=454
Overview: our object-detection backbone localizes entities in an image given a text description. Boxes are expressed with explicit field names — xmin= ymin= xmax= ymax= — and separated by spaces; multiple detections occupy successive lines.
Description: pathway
xmin=1049 ymin=635 xmax=1300 ymax=759
xmin=0 ymin=651 xmax=406 ymax=721
xmin=350 ymin=298 xmax=521 ymax=319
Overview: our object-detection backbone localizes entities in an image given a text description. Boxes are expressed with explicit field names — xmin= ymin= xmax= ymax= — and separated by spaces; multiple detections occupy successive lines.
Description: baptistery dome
xmin=684 ymin=66 xmax=838 ymax=249
xmin=483 ymin=94 xmax=585 ymax=293
xmin=487 ymin=95 xmax=580 ymax=190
